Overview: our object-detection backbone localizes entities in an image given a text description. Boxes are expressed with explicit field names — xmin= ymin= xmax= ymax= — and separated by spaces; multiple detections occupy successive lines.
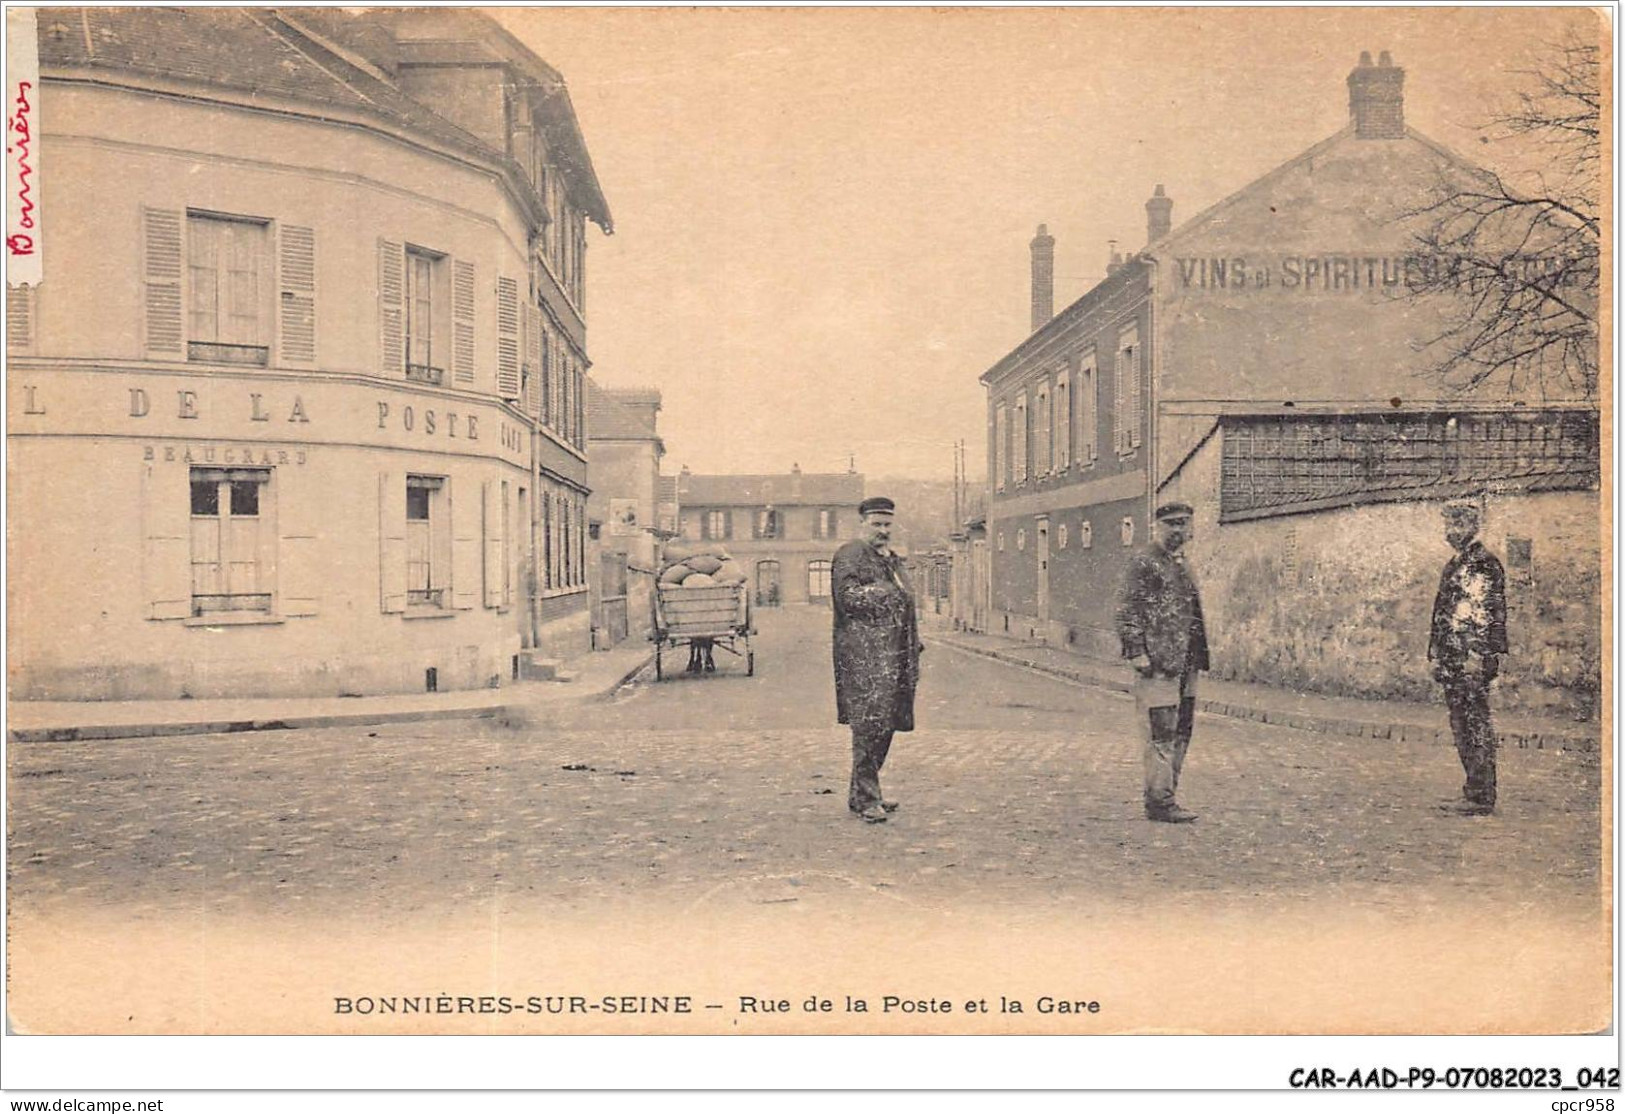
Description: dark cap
xmin=1442 ymin=497 xmax=1482 ymax=521
xmin=859 ymin=496 xmax=896 ymax=517
xmin=1154 ymin=501 xmax=1194 ymax=522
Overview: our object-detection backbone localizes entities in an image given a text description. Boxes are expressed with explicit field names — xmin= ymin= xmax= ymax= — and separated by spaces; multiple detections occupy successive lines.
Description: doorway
xmin=1035 ymin=516 xmax=1050 ymax=626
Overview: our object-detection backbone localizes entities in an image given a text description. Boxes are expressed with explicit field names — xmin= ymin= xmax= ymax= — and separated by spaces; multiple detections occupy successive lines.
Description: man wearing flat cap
xmin=832 ymin=496 xmax=922 ymax=823
xmin=1115 ymin=501 xmax=1209 ymax=823
xmin=1429 ymin=497 xmax=1508 ymax=816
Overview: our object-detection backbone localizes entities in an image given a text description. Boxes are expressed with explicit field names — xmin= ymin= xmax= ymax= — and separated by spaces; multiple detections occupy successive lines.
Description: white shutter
xmin=523 ymin=303 xmax=543 ymax=418
xmin=495 ymin=276 xmax=520 ymax=400
xmin=482 ymin=479 xmax=503 ymax=607
xmin=452 ymin=258 xmax=475 ymax=383
xmin=1114 ymin=349 xmax=1127 ymax=455
xmin=278 ymin=224 xmax=316 ymax=364
xmin=143 ymin=207 xmax=184 ymax=356
xmin=141 ymin=461 xmax=191 ymax=619
xmin=7 ymin=283 xmax=34 ymax=353
xmin=378 ymin=472 xmax=406 ymax=613
xmin=451 ymin=476 xmax=478 ymax=610
xmin=377 ymin=238 xmax=404 ymax=376
xmin=1128 ymin=343 xmax=1142 ymax=449
xmin=279 ymin=471 xmax=320 ymax=618
xmin=1056 ymin=376 xmax=1069 ymax=470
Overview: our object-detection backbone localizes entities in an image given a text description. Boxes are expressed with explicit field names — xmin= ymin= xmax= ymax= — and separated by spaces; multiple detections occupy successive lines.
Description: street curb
xmin=8 ymin=651 xmax=656 ymax=743
xmin=923 ymin=633 xmax=1598 ymax=754
xmin=7 ymin=704 xmax=507 ymax=743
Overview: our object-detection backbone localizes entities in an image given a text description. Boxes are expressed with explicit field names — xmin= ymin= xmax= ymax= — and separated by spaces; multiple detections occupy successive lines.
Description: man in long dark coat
xmin=1429 ymin=498 xmax=1508 ymax=816
xmin=832 ymin=496 xmax=921 ymax=823
xmin=1115 ymin=501 xmax=1210 ymax=823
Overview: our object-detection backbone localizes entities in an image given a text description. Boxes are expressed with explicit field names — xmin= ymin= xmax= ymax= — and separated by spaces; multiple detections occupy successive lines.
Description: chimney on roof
xmin=1145 ymin=185 xmax=1173 ymax=244
xmin=1348 ymin=50 xmax=1405 ymax=139
xmin=678 ymin=464 xmax=691 ymax=495
xmin=1030 ymin=224 xmax=1055 ymax=332
xmin=1106 ymin=240 xmax=1123 ymax=277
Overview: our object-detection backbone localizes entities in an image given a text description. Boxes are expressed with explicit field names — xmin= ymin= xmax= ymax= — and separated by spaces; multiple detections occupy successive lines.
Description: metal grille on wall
xmin=1218 ymin=409 xmax=1599 ymax=522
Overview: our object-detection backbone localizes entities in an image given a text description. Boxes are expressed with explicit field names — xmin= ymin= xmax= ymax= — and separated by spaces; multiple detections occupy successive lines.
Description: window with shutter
xmin=1119 ymin=326 xmax=1141 ymax=454
xmin=496 ymin=276 xmax=520 ymax=400
xmin=188 ymin=212 xmax=271 ymax=366
xmin=452 ymin=259 xmax=476 ymax=383
xmin=1014 ymin=394 xmax=1028 ymax=483
xmin=143 ymin=207 xmax=184 ymax=356
xmin=1055 ymin=373 xmax=1070 ymax=471
xmin=1113 ymin=345 xmax=1128 ymax=455
xmin=1080 ymin=350 xmax=1098 ymax=463
xmin=523 ymin=303 xmax=543 ymax=418
xmin=190 ymin=467 xmax=273 ymax=615
xmin=377 ymin=239 xmax=404 ymax=376
xmin=277 ymin=224 xmax=316 ymax=364
xmin=1128 ymin=340 xmax=1143 ymax=449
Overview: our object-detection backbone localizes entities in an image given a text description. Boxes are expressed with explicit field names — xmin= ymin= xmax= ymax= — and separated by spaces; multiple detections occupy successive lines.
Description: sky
xmin=495 ymin=6 xmax=1602 ymax=481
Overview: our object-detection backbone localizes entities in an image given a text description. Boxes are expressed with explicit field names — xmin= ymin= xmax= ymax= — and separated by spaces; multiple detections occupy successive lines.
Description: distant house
xmin=586 ymin=382 xmax=664 ymax=646
xmin=676 ymin=466 xmax=864 ymax=606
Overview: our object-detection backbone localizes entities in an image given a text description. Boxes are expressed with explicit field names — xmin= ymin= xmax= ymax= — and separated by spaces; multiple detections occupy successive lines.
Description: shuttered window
xmin=1118 ymin=326 xmax=1141 ymax=453
xmin=190 ymin=467 xmax=273 ymax=616
xmin=187 ymin=212 xmax=270 ymax=366
xmin=1055 ymin=372 xmax=1071 ymax=471
xmin=994 ymin=404 xmax=1007 ymax=492
xmin=1079 ymin=350 xmax=1098 ymax=463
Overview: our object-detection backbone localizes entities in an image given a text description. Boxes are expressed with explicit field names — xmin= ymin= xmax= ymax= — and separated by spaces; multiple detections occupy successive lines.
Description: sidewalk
xmin=923 ymin=624 xmax=1599 ymax=753
xmin=6 ymin=640 xmax=654 ymax=743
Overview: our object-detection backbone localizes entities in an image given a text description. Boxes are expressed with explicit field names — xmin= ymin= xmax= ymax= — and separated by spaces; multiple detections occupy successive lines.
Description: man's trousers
xmin=1444 ymin=678 xmax=1497 ymax=807
xmin=1134 ymin=674 xmax=1196 ymax=814
xmin=848 ymin=725 xmax=895 ymax=812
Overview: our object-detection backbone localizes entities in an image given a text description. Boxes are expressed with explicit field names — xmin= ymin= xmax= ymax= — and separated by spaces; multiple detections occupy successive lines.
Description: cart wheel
xmin=655 ymin=644 xmax=663 ymax=681
xmin=746 ymin=650 xmax=755 ymax=677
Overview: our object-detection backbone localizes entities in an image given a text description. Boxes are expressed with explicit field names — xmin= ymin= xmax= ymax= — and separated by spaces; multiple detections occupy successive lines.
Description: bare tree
xmin=1408 ymin=32 xmax=1600 ymax=399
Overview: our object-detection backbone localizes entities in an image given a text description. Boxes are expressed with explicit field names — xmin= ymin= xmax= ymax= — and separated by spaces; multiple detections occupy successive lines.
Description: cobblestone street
xmin=7 ymin=607 xmax=1607 ymax=1033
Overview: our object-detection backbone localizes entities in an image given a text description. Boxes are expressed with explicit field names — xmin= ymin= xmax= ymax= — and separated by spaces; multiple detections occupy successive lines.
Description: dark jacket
xmin=1429 ymin=539 xmax=1508 ymax=681
xmin=1115 ymin=542 xmax=1210 ymax=678
xmin=832 ymin=539 xmax=921 ymax=732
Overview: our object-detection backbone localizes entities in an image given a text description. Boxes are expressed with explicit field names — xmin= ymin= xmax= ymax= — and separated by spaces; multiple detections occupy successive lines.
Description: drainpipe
xmin=1141 ymin=253 xmax=1161 ymax=526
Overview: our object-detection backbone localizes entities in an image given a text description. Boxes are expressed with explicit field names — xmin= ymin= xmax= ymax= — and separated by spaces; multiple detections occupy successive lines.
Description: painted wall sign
xmin=144 ymin=444 xmax=309 ymax=466
xmin=1172 ymin=253 xmax=1589 ymax=293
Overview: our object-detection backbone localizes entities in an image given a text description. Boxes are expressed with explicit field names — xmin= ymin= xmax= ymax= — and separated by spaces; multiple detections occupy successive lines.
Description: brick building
xmin=675 ymin=466 xmax=864 ymax=606
xmin=7 ymin=8 xmax=609 ymax=698
xmin=980 ymin=51 xmax=1600 ymax=711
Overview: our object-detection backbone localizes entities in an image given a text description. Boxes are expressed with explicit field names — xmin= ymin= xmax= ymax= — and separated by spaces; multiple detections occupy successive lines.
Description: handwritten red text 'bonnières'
xmin=8 ymin=80 xmax=35 ymax=258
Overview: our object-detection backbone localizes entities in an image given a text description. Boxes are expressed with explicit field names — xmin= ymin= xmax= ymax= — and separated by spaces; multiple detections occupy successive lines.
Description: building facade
xmin=8 ymin=8 xmax=610 ymax=699
xmin=585 ymin=382 xmax=663 ymax=647
xmin=980 ymin=52 xmax=1600 ymax=711
xmin=675 ymin=466 xmax=864 ymax=606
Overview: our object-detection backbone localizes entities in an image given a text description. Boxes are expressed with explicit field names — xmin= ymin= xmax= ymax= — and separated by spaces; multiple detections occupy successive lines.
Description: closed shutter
xmin=7 ymin=283 xmax=34 ymax=353
xmin=378 ymin=471 xmax=406 ymax=612
xmin=141 ymin=461 xmax=191 ymax=619
xmin=278 ymin=224 xmax=316 ymax=364
xmin=483 ymin=479 xmax=503 ymax=607
xmin=452 ymin=259 xmax=475 ymax=383
xmin=450 ymin=476 xmax=479 ymax=610
xmin=1128 ymin=343 xmax=1143 ymax=449
xmin=523 ymin=303 xmax=543 ymax=418
xmin=143 ymin=206 xmax=184 ymax=357
xmin=377 ymin=239 xmax=404 ymax=375
xmin=496 ymin=276 xmax=520 ymax=400
xmin=1114 ymin=349 xmax=1127 ymax=455
xmin=278 ymin=469 xmax=320 ymax=617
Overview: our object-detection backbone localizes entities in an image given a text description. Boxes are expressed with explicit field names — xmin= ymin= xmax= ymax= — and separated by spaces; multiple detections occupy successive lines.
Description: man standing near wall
xmin=832 ymin=497 xmax=922 ymax=824
xmin=1429 ymin=498 xmax=1508 ymax=817
xmin=1115 ymin=502 xmax=1210 ymax=824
